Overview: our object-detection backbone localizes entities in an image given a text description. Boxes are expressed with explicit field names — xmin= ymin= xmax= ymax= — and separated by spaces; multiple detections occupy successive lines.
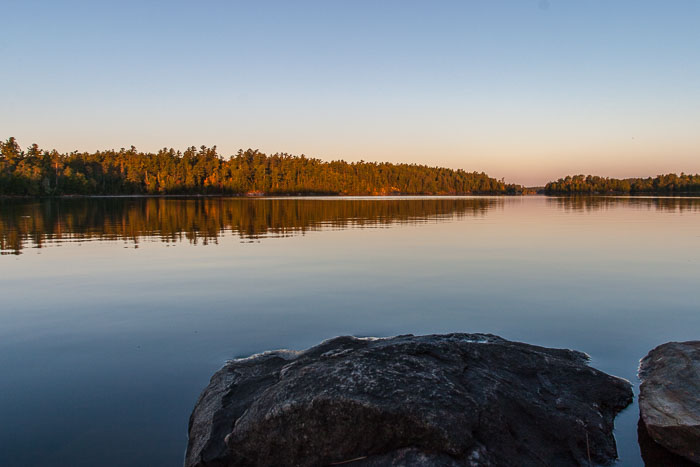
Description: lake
xmin=1 ymin=196 xmax=698 ymax=466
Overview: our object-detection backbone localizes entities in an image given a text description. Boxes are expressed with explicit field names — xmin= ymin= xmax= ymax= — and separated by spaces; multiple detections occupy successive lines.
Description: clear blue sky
xmin=3 ymin=0 xmax=699 ymax=185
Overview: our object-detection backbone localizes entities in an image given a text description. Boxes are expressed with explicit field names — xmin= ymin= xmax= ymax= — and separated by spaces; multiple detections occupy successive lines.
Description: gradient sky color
xmin=3 ymin=0 xmax=700 ymax=185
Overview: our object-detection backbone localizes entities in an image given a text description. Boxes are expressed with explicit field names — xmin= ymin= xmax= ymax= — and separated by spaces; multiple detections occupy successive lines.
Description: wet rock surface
xmin=186 ymin=333 xmax=633 ymax=467
xmin=639 ymin=341 xmax=700 ymax=464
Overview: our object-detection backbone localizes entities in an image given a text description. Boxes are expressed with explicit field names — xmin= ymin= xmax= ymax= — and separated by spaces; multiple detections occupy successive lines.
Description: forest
xmin=0 ymin=138 xmax=523 ymax=196
xmin=545 ymin=174 xmax=700 ymax=194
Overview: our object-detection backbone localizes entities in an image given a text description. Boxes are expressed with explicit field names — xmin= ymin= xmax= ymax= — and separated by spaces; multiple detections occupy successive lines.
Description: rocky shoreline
xmin=185 ymin=334 xmax=699 ymax=466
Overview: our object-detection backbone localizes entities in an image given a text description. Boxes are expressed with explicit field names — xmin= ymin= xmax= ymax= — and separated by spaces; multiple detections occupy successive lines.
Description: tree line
xmin=0 ymin=137 xmax=524 ymax=196
xmin=545 ymin=174 xmax=700 ymax=194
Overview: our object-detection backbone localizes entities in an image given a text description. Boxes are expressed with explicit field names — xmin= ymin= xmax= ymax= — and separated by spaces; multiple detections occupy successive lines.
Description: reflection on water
xmin=1 ymin=195 xmax=699 ymax=467
xmin=4 ymin=196 xmax=700 ymax=255
xmin=549 ymin=195 xmax=700 ymax=212
xmin=0 ymin=197 xmax=498 ymax=255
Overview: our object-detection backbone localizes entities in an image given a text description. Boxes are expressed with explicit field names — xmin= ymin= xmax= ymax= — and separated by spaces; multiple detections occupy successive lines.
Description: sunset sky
xmin=3 ymin=0 xmax=700 ymax=185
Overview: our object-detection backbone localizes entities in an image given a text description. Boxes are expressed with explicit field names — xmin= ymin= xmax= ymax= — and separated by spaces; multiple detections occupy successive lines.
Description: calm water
xmin=1 ymin=196 xmax=699 ymax=466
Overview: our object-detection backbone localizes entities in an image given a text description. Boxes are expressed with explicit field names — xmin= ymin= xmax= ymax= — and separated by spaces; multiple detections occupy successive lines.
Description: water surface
xmin=1 ymin=196 xmax=699 ymax=466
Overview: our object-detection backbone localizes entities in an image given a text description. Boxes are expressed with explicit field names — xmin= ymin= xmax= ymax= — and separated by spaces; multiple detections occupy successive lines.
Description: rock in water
xmin=186 ymin=334 xmax=632 ymax=467
xmin=638 ymin=418 xmax=697 ymax=467
xmin=639 ymin=341 xmax=700 ymax=464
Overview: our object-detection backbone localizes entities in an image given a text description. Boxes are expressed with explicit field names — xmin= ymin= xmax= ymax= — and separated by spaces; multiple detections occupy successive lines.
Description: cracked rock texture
xmin=639 ymin=341 xmax=700 ymax=464
xmin=186 ymin=333 xmax=632 ymax=467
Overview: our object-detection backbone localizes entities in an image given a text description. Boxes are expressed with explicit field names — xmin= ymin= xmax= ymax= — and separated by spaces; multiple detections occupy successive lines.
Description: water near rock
xmin=186 ymin=333 xmax=632 ymax=466
xmin=639 ymin=341 xmax=700 ymax=464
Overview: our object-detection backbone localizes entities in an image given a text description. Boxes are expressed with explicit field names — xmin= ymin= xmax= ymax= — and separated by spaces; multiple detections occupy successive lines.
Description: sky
xmin=2 ymin=0 xmax=700 ymax=185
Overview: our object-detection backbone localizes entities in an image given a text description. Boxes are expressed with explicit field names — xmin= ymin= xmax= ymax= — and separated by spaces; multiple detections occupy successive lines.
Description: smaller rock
xmin=638 ymin=419 xmax=697 ymax=467
xmin=639 ymin=341 xmax=700 ymax=464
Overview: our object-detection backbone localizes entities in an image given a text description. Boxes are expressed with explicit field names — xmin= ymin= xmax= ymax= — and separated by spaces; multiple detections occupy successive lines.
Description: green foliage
xmin=544 ymin=174 xmax=700 ymax=195
xmin=0 ymin=138 xmax=523 ymax=196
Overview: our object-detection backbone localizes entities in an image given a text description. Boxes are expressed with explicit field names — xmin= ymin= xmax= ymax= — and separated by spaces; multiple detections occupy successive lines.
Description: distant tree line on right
xmin=544 ymin=174 xmax=700 ymax=194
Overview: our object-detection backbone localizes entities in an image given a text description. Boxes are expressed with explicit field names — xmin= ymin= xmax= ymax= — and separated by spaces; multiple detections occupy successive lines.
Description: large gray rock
xmin=186 ymin=333 xmax=633 ymax=467
xmin=639 ymin=341 xmax=700 ymax=464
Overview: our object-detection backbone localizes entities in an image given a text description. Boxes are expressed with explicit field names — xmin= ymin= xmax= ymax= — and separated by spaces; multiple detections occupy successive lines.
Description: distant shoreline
xmin=2 ymin=138 xmax=698 ymax=198
xmin=0 ymin=193 xmax=531 ymax=200
xmin=4 ymin=193 xmax=700 ymax=200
